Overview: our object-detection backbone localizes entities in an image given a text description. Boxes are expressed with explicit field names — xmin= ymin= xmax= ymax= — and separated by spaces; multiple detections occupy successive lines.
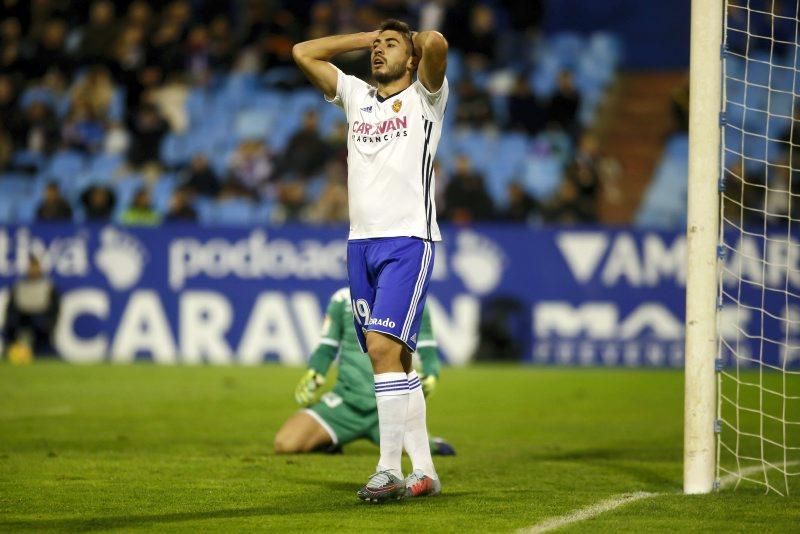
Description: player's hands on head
xmin=294 ymin=369 xmax=326 ymax=405
xmin=421 ymin=374 xmax=438 ymax=398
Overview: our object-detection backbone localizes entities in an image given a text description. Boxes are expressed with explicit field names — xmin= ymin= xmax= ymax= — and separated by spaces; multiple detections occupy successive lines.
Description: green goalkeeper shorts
xmin=305 ymin=391 xmax=379 ymax=446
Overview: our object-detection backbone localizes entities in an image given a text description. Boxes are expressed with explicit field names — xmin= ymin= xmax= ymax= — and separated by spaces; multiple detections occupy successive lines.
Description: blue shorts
xmin=347 ymin=237 xmax=434 ymax=353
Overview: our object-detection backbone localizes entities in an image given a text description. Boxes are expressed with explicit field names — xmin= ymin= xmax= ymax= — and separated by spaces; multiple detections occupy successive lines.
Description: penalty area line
xmin=517 ymin=491 xmax=658 ymax=534
xmin=518 ymin=461 xmax=800 ymax=533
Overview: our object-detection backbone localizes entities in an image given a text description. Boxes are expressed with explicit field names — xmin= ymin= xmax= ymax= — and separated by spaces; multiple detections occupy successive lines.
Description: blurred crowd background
xmin=0 ymin=0 xmax=645 ymax=227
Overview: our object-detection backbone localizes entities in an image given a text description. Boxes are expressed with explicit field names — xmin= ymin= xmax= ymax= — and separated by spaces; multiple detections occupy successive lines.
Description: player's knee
xmin=366 ymin=333 xmax=402 ymax=367
xmin=273 ymin=429 xmax=302 ymax=454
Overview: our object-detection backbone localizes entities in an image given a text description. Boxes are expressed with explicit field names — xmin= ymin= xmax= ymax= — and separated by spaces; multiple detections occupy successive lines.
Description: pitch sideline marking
xmin=518 ymin=461 xmax=800 ymax=534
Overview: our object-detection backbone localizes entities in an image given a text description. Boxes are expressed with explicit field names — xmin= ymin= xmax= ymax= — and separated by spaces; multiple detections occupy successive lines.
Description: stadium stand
xmin=0 ymin=1 xmax=622 ymax=226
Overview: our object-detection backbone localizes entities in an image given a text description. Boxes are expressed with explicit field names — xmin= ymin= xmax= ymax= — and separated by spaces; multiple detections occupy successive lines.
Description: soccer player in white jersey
xmin=292 ymin=19 xmax=449 ymax=502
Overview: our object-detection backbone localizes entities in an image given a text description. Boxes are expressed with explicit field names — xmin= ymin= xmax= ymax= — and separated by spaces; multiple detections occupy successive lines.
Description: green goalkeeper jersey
xmin=307 ymin=287 xmax=440 ymax=412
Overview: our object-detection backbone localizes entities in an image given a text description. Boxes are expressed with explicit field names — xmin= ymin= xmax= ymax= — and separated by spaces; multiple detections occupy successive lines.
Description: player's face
xmin=371 ymin=30 xmax=412 ymax=84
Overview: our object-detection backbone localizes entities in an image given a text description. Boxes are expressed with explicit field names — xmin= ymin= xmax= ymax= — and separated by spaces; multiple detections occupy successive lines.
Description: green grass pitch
xmin=0 ymin=363 xmax=798 ymax=532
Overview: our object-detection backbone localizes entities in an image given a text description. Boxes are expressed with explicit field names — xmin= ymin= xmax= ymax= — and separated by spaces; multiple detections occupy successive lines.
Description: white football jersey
xmin=326 ymin=66 xmax=448 ymax=241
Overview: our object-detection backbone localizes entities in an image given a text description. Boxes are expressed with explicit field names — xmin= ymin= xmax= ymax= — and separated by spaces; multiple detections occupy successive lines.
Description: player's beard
xmin=372 ymin=61 xmax=407 ymax=85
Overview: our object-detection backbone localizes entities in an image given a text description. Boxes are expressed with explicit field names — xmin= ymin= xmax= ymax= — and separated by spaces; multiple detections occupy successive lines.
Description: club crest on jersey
xmin=392 ymin=99 xmax=402 ymax=113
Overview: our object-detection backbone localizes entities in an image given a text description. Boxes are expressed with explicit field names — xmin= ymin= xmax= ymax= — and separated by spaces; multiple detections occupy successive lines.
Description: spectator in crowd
xmin=0 ymin=75 xmax=22 ymax=142
xmin=507 ymin=75 xmax=546 ymax=134
xmin=80 ymin=185 xmax=116 ymax=221
xmin=182 ymin=154 xmax=220 ymax=197
xmin=227 ymin=139 xmax=274 ymax=198
xmin=3 ymin=255 xmax=60 ymax=361
xmin=208 ymin=15 xmax=235 ymax=71
xmin=443 ymin=155 xmax=495 ymax=223
xmin=561 ymin=132 xmax=603 ymax=222
xmin=306 ymin=160 xmax=348 ymax=223
xmin=461 ymin=4 xmax=498 ymax=71
xmin=165 ymin=187 xmax=198 ymax=222
xmin=71 ymin=65 xmax=115 ymax=122
xmin=76 ymin=0 xmax=119 ymax=62
xmin=0 ymin=1 xmax=626 ymax=230
xmin=502 ymin=182 xmax=541 ymax=223
xmin=544 ymin=131 xmax=610 ymax=226
xmin=37 ymin=182 xmax=73 ymax=221
xmin=0 ymin=128 xmax=12 ymax=171
xmin=185 ymin=24 xmax=212 ymax=85
xmin=20 ymin=101 xmax=60 ymax=156
xmin=120 ymin=187 xmax=160 ymax=226
xmin=61 ymin=102 xmax=105 ymax=154
xmin=274 ymin=182 xmax=307 ymax=222
xmin=547 ymin=70 xmax=581 ymax=137
xmin=127 ymin=101 xmax=169 ymax=168
xmin=27 ymin=19 xmax=72 ymax=79
xmin=275 ymin=109 xmax=328 ymax=180
xmin=325 ymin=120 xmax=348 ymax=163
xmin=544 ymin=179 xmax=588 ymax=224
xmin=455 ymin=77 xmax=493 ymax=129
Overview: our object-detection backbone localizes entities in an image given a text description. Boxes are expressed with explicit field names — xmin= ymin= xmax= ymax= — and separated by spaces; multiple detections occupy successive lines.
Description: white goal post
xmin=685 ymin=0 xmax=800 ymax=496
xmin=684 ymin=0 xmax=723 ymax=495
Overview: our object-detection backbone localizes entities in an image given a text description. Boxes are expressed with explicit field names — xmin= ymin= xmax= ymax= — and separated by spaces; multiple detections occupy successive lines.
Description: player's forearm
xmin=417 ymin=346 xmax=441 ymax=377
xmin=413 ymin=31 xmax=448 ymax=59
xmin=293 ymin=32 xmax=377 ymax=62
xmin=307 ymin=343 xmax=338 ymax=375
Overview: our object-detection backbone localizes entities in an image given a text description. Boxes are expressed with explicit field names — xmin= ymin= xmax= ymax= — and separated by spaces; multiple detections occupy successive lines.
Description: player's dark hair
xmin=378 ymin=19 xmax=415 ymax=56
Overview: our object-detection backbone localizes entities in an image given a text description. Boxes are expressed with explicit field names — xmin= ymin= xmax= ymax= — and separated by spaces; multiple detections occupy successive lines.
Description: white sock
xmin=374 ymin=372 xmax=409 ymax=478
xmin=403 ymin=370 xmax=438 ymax=479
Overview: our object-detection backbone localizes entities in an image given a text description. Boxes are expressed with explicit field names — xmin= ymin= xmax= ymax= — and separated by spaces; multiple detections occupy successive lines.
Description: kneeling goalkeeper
xmin=274 ymin=287 xmax=454 ymax=456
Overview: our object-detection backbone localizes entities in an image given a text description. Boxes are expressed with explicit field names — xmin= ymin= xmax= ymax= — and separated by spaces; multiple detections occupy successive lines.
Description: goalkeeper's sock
xmin=403 ymin=370 xmax=438 ymax=480
xmin=374 ymin=372 xmax=409 ymax=478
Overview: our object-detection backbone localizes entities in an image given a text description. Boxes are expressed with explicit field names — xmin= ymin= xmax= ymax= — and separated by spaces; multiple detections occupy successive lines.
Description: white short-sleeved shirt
xmin=326 ymin=66 xmax=448 ymax=241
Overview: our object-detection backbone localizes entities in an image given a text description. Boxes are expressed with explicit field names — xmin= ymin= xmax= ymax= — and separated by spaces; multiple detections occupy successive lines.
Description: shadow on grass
xmin=0 ymin=493 xmax=473 ymax=531
xmin=0 ymin=499 xmax=354 ymax=532
xmin=530 ymin=447 xmax=680 ymax=489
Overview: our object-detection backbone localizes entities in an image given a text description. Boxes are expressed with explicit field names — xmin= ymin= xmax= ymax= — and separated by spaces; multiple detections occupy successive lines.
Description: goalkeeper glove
xmin=294 ymin=369 xmax=325 ymax=406
xmin=421 ymin=374 xmax=438 ymax=398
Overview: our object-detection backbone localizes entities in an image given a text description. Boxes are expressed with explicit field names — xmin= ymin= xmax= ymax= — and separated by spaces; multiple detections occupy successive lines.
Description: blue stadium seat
xmin=0 ymin=173 xmax=35 ymax=197
xmin=19 ymin=86 xmax=54 ymax=110
xmin=288 ymin=89 xmax=324 ymax=117
xmin=11 ymin=150 xmax=46 ymax=172
xmin=262 ymin=66 xmax=303 ymax=88
xmin=253 ymin=200 xmax=275 ymax=223
xmin=113 ymin=175 xmax=145 ymax=219
xmin=194 ymin=196 xmax=215 ymax=224
xmin=234 ymin=108 xmax=275 ymax=141
xmin=548 ymin=32 xmax=584 ymax=70
xmin=446 ymin=50 xmax=465 ymax=85
xmin=636 ymin=134 xmax=689 ymax=228
xmin=521 ymin=154 xmax=563 ymax=200
xmin=769 ymin=67 xmax=794 ymax=92
xmin=160 ymin=133 xmax=190 ymax=167
xmin=530 ymin=56 xmax=560 ymax=98
xmin=15 ymin=194 xmax=40 ymax=223
xmin=208 ymin=198 xmax=256 ymax=226
xmin=152 ymin=174 xmax=178 ymax=213
xmin=88 ymin=152 xmax=124 ymax=180
xmin=587 ymin=32 xmax=622 ymax=69
xmin=45 ymin=150 xmax=86 ymax=181
xmin=185 ymin=88 xmax=214 ymax=127
xmin=725 ymin=77 xmax=746 ymax=106
xmin=108 ymin=88 xmax=126 ymax=122
xmin=318 ymin=103 xmax=345 ymax=135
xmin=0 ymin=197 xmax=14 ymax=223
xmin=745 ymin=52 xmax=773 ymax=87
xmin=219 ymin=72 xmax=258 ymax=111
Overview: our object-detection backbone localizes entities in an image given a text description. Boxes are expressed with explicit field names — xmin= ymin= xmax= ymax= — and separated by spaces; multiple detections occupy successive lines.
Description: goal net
xmin=717 ymin=0 xmax=800 ymax=495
